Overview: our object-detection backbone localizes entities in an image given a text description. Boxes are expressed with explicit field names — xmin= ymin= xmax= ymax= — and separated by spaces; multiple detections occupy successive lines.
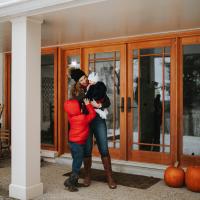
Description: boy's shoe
xmin=68 ymin=185 xmax=78 ymax=192
xmin=75 ymin=182 xmax=85 ymax=187
xmin=64 ymin=178 xmax=71 ymax=187
xmin=64 ymin=177 xmax=84 ymax=187
xmin=64 ymin=173 xmax=80 ymax=192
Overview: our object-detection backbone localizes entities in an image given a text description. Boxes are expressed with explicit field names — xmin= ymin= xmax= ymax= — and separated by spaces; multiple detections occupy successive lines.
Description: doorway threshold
xmin=56 ymin=153 xmax=167 ymax=179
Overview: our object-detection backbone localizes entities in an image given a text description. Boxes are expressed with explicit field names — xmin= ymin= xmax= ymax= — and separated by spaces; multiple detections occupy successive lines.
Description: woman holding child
xmin=69 ymin=68 xmax=117 ymax=189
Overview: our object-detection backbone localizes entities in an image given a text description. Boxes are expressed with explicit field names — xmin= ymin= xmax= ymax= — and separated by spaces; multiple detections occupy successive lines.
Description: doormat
xmin=63 ymin=168 xmax=160 ymax=189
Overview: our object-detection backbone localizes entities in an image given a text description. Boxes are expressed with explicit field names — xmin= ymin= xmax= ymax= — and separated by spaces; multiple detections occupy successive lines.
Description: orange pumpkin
xmin=185 ymin=166 xmax=200 ymax=192
xmin=164 ymin=163 xmax=185 ymax=188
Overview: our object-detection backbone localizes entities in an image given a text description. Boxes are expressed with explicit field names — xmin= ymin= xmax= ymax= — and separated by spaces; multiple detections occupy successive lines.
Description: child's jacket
xmin=64 ymin=99 xmax=96 ymax=144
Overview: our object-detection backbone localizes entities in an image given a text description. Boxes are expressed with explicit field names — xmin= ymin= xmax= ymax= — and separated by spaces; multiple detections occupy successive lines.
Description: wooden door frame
xmin=58 ymin=47 xmax=65 ymax=155
xmin=127 ymin=39 xmax=177 ymax=165
xmin=83 ymin=44 xmax=127 ymax=160
xmin=179 ymin=35 xmax=200 ymax=166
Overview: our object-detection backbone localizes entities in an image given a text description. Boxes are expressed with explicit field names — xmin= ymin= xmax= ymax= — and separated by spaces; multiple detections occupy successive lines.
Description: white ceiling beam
xmin=0 ymin=0 xmax=108 ymax=22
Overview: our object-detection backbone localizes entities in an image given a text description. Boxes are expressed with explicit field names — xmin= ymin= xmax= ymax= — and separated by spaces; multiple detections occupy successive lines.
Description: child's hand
xmin=91 ymin=99 xmax=101 ymax=108
xmin=83 ymin=98 xmax=90 ymax=105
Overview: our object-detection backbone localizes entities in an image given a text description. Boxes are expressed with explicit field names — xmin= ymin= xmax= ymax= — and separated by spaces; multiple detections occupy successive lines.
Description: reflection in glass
xmin=132 ymin=48 xmax=171 ymax=152
xmin=67 ymin=55 xmax=80 ymax=69
xmin=183 ymin=44 xmax=200 ymax=156
xmin=133 ymin=59 xmax=139 ymax=144
xmin=88 ymin=52 xmax=120 ymax=148
xmin=67 ymin=55 xmax=80 ymax=99
xmin=140 ymin=48 xmax=162 ymax=55
xmin=164 ymin=47 xmax=170 ymax=54
xmin=134 ymin=49 xmax=138 ymax=58
xmin=163 ymin=57 xmax=170 ymax=148
xmin=41 ymin=54 xmax=54 ymax=145
xmin=95 ymin=52 xmax=114 ymax=59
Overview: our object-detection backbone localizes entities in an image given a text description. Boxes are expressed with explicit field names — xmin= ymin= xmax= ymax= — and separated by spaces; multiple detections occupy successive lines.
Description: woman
xmin=69 ymin=68 xmax=117 ymax=189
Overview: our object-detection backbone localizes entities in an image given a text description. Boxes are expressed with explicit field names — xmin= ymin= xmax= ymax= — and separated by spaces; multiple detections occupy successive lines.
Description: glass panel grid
xmin=132 ymin=47 xmax=171 ymax=152
xmin=89 ymin=51 xmax=120 ymax=149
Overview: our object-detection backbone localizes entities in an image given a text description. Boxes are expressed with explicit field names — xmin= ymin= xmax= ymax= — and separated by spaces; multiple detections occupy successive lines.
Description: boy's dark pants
xmin=64 ymin=142 xmax=84 ymax=191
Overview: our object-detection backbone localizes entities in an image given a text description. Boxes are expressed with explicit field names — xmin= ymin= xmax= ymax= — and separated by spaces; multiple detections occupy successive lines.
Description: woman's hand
xmin=83 ymin=98 xmax=90 ymax=105
xmin=91 ymin=100 xmax=102 ymax=108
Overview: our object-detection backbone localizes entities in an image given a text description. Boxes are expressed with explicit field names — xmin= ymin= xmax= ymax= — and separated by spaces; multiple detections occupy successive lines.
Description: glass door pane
xmin=88 ymin=51 xmax=120 ymax=149
xmin=183 ymin=44 xmax=200 ymax=156
xmin=41 ymin=54 xmax=55 ymax=145
xmin=64 ymin=52 xmax=81 ymax=152
xmin=67 ymin=55 xmax=80 ymax=99
xmin=132 ymin=47 xmax=171 ymax=152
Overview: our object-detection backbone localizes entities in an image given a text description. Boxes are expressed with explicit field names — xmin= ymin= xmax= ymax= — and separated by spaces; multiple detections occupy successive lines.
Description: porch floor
xmin=0 ymin=159 xmax=199 ymax=200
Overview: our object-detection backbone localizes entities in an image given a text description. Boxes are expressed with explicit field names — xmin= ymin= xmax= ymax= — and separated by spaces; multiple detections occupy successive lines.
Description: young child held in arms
xmin=86 ymin=72 xmax=108 ymax=119
xmin=64 ymin=98 xmax=96 ymax=192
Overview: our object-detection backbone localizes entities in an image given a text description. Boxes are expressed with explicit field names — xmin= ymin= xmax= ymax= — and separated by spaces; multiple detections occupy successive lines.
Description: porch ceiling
xmin=1 ymin=0 xmax=200 ymax=52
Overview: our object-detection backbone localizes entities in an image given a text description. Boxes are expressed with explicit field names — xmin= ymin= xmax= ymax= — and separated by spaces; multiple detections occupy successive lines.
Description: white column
xmin=9 ymin=17 xmax=43 ymax=200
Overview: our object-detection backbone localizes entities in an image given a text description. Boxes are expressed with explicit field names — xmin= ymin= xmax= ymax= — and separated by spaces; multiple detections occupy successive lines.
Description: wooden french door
xmin=83 ymin=45 xmax=127 ymax=159
xmin=127 ymin=39 xmax=177 ymax=165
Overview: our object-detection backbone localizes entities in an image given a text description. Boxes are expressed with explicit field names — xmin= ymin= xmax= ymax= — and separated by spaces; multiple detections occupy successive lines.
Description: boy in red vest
xmin=64 ymin=98 xmax=96 ymax=192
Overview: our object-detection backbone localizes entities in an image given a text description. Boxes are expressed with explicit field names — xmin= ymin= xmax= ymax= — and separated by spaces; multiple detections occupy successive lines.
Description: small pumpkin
xmin=164 ymin=162 xmax=185 ymax=188
xmin=185 ymin=166 xmax=200 ymax=192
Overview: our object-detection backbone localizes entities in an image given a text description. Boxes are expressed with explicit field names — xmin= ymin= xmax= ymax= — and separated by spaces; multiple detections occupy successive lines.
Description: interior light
xmin=71 ymin=61 xmax=77 ymax=66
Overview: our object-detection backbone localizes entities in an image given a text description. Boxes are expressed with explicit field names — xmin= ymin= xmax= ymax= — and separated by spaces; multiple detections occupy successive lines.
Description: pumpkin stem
xmin=174 ymin=161 xmax=179 ymax=168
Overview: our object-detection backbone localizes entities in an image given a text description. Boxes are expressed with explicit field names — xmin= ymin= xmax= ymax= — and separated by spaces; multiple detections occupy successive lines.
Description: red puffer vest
xmin=64 ymin=99 xmax=96 ymax=144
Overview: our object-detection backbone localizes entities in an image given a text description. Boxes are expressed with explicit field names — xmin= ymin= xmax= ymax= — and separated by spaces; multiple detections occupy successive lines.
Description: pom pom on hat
xmin=69 ymin=67 xmax=86 ymax=82
xmin=88 ymin=72 xmax=100 ymax=83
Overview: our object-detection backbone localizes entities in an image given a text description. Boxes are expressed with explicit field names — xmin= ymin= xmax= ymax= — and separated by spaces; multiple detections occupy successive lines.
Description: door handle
xmin=127 ymin=97 xmax=136 ymax=112
xmin=118 ymin=97 xmax=124 ymax=112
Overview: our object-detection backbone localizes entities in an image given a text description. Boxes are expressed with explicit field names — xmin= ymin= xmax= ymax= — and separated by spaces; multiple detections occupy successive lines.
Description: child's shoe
xmin=64 ymin=178 xmax=71 ymax=187
xmin=68 ymin=185 xmax=78 ymax=192
xmin=64 ymin=173 xmax=79 ymax=192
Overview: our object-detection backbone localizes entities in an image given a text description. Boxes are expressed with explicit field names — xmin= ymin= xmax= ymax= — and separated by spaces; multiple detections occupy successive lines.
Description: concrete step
xmin=41 ymin=150 xmax=167 ymax=179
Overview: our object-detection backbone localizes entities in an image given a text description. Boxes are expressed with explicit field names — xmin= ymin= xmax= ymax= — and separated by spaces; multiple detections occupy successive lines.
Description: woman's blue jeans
xmin=84 ymin=115 xmax=109 ymax=158
xmin=69 ymin=142 xmax=84 ymax=175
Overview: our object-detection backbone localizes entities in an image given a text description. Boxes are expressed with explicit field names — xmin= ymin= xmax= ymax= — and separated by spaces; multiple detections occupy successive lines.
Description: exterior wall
xmin=4 ymin=30 xmax=200 ymax=167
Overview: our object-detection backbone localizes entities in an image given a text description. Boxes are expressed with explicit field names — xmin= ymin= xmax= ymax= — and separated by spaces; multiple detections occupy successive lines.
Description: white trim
xmin=10 ymin=16 xmax=43 ymax=24
xmin=0 ymin=0 xmax=108 ymax=22
xmin=0 ymin=0 xmax=29 ymax=8
xmin=39 ymin=27 xmax=200 ymax=49
xmin=41 ymin=150 xmax=58 ymax=158
xmin=9 ymin=183 xmax=43 ymax=200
